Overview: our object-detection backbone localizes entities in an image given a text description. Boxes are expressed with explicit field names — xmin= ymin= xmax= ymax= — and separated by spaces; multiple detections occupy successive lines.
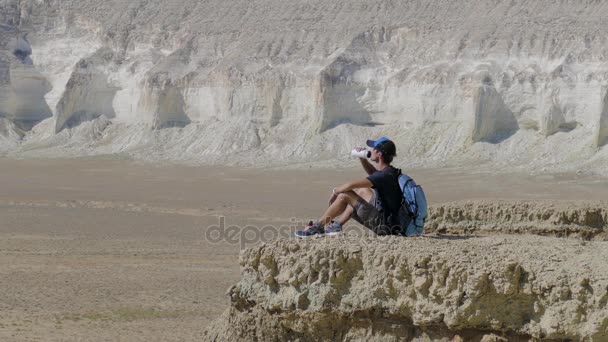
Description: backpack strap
xmin=398 ymin=170 xmax=418 ymax=219
xmin=397 ymin=169 xmax=405 ymax=206
xmin=398 ymin=169 xmax=413 ymax=198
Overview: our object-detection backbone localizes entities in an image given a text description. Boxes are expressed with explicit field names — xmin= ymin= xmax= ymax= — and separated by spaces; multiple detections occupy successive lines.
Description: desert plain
xmin=0 ymin=158 xmax=607 ymax=341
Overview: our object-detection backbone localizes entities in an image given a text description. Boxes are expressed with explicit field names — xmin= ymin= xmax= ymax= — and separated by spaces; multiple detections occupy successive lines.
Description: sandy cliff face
xmin=1 ymin=0 xmax=608 ymax=170
xmin=203 ymin=236 xmax=608 ymax=341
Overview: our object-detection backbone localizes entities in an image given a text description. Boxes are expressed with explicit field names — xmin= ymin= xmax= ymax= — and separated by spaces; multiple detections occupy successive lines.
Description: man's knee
xmin=333 ymin=192 xmax=353 ymax=205
xmin=336 ymin=193 xmax=350 ymax=202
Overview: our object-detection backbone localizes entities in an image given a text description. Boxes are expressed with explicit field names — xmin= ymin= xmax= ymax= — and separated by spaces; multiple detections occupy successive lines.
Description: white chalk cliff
xmin=2 ymin=0 xmax=608 ymax=171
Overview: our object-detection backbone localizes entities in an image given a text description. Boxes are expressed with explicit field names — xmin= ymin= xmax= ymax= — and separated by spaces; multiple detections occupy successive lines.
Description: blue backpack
xmin=397 ymin=170 xmax=428 ymax=236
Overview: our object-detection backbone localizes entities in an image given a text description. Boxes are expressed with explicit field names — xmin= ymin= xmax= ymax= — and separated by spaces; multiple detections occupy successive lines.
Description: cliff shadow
xmin=317 ymin=58 xmax=373 ymax=132
xmin=597 ymin=86 xmax=608 ymax=148
xmin=472 ymin=84 xmax=519 ymax=144
xmin=55 ymin=49 xmax=119 ymax=133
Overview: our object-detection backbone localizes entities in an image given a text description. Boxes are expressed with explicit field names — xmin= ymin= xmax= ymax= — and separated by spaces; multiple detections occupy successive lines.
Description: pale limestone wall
xmin=2 ymin=0 xmax=608 ymax=170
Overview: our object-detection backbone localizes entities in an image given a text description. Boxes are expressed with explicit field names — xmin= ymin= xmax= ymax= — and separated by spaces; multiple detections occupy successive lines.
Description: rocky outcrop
xmin=0 ymin=22 xmax=52 ymax=131
xmin=55 ymin=48 xmax=118 ymax=133
xmin=204 ymin=236 xmax=608 ymax=341
xmin=0 ymin=117 xmax=23 ymax=152
xmin=138 ymin=71 xmax=190 ymax=129
xmin=426 ymin=201 xmax=608 ymax=241
xmin=597 ymin=88 xmax=608 ymax=148
xmin=472 ymin=83 xmax=519 ymax=143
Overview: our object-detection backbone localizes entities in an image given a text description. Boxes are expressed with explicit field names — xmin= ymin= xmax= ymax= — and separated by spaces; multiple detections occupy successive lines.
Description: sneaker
xmin=325 ymin=221 xmax=343 ymax=236
xmin=295 ymin=221 xmax=325 ymax=238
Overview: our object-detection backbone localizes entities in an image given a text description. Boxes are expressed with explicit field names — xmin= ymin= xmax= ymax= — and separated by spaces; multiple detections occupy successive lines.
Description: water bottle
xmin=351 ymin=149 xmax=371 ymax=159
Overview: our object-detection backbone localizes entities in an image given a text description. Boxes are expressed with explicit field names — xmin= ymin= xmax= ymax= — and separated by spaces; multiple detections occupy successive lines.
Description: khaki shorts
xmin=351 ymin=190 xmax=393 ymax=235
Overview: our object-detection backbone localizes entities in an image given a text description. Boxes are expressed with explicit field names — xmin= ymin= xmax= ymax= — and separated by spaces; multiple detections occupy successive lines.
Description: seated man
xmin=295 ymin=137 xmax=403 ymax=237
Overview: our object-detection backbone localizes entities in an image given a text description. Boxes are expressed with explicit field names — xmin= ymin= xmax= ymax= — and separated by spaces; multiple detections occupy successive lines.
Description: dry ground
xmin=1 ymin=158 xmax=607 ymax=341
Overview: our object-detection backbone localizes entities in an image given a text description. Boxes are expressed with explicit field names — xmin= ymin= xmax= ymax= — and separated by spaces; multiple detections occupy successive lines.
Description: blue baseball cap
xmin=366 ymin=137 xmax=391 ymax=148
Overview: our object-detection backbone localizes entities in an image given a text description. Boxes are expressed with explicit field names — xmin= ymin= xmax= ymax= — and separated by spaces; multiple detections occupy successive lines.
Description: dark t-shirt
xmin=367 ymin=166 xmax=402 ymax=222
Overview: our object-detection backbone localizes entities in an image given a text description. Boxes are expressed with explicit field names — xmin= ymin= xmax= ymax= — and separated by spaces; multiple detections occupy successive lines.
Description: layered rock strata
xmin=1 ymin=1 xmax=608 ymax=170
xmin=427 ymin=201 xmax=608 ymax=241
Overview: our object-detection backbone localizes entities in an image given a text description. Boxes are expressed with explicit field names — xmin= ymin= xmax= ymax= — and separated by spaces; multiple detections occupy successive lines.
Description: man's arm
xmin=360 ymin=158 xmax=377 ymax=176
xmin=334 ymin=178 xmax=373 ymax=194
xmin=328 ymin=178 xmax=373 ymax=206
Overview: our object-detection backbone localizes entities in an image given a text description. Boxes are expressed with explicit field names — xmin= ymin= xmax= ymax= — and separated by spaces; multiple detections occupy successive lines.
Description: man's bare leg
xmin=333 ymin=188 xmax=374 ymax=225
xmin=317 ymin=189 xmax=370 ymax=226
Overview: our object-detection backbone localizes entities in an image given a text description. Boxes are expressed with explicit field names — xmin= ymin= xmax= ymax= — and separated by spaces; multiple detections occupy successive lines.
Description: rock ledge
xmin=204 ymin=235 xmax=608 ymax=341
